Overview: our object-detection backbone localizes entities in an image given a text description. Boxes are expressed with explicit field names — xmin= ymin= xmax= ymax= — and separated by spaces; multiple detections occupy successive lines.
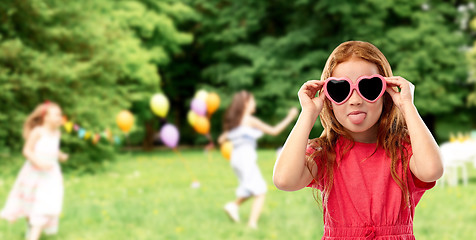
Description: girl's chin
xmin=343 ymin=121 xmax=372 ymax=132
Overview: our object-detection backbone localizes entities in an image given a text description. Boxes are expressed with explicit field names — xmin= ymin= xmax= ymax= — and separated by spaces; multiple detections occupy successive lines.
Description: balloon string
xmin=207 ymin=150 xmax=213 ymax=163
xmin=173 ymin=148 xmax=198 ymax=181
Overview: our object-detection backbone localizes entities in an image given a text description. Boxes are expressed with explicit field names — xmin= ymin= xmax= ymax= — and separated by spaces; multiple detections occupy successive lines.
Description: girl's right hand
xmin=297 ymin=80 xmax=326 ymax=115
xmin=30 ymin=157 xmax=53 ymax=171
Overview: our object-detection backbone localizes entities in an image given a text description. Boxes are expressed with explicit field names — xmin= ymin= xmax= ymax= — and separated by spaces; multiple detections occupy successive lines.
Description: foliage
xmin=0 ymin=0 xmax=194 ymax=170
xmin=466 ymin=7 xmax=476 ymax=107
xmin=169 ymin=0 xmax=474 ymax=143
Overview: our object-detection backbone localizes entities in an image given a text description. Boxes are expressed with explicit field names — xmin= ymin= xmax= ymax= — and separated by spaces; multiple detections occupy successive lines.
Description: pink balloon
xmin=191 ymin=98 xmax=207 ymax=116
xmin=160 ymin=124 xmax=180 ymax=148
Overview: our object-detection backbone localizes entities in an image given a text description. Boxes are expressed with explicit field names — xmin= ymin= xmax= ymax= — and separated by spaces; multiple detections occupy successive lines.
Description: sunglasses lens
xmin=327 ymin=80 xmax=350 ymax=103
xmin=358 ymin=77 xmax=383 ymax=101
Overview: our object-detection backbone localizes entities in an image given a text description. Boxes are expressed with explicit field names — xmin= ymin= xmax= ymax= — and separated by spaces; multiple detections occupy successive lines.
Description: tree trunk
xmin=142 ymin=120 xmax=155 ymax=151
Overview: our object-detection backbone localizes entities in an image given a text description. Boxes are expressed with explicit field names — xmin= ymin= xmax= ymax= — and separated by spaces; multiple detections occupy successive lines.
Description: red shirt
xmin=307 ymin=137 xmax=435 ymax=240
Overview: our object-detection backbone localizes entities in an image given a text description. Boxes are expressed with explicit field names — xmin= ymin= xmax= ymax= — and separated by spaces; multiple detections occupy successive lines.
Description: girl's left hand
xmin=59 ymin=152 xmax=69 ymax=162
xmin=385 ymin=76 xmax=415 ymax=112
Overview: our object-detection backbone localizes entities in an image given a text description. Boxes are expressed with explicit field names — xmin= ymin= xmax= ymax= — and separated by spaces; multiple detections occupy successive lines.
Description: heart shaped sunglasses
xmin=323 ymin=74 xmax=387 ymax=105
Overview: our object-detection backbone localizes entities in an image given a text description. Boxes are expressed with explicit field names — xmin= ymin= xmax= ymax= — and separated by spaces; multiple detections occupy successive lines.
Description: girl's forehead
xmin=47 ymin=105 xmax=62 ymax=114
xmin=332 ymin=58 xmax=379 ymax=81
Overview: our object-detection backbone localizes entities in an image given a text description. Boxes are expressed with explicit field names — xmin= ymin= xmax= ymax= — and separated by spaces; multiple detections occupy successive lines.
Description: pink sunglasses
xmin=323 ymin=74 xmax=387 ymax=105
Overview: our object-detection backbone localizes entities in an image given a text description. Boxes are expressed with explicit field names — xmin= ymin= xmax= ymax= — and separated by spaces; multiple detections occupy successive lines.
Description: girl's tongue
xmin=348 ymin=112 xmax=366 ymax=124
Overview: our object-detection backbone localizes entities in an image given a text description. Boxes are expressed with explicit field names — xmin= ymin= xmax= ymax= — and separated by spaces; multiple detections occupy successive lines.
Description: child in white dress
xmin=219 ymin=91 xmax=298 ymax=228
xmin=1 ymin=101 xmax=69 ymax=240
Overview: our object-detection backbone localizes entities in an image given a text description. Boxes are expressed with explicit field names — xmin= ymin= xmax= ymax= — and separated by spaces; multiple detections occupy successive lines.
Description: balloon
xmin=150 ymin=93 xmax=169 ymax=118
xmin=160 ymin=123 xmax=180 ymax=148
xmin=191 ymin=98 xmax=207 ymax=116
xmin=84 ymin=131 xmax=91 ymax=140
xmin=105 ymin=128 xmax=113 ymax=141
xmin=78 ymin=128 xmax=86 ymax=138
xmin=206 ymin=92 xmax=220 ymax=115
xmin=64 ymin=121 xmax=73 ymax=133
xmin=92 ymin=134 xmax=100 ymax=144
xmin=187 ymin=111 xmax=198 ymax=127
xmin=114 ymin=136 xmax=121 ymax=145
xmin=195 ymin=90 xmax=208 ymax=101
xmin=193 ymin=116 xmax=210 ymax=134
xmin=220 ymin=141 xmax=233 ymax=161
xmin=116 ymin=110 xmax=134 ymax=134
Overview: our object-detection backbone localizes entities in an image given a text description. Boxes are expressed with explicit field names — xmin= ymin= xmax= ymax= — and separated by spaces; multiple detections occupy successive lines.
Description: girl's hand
xmin=297 ymin=80 xmax=326 ymax=115
xmin=385 ymin=76 xmax=415 ymax=112
xmin=287 ymin=107 xmax=299 ymax=119
xmin=218 ymin=132 xmax=228 ymax=145
xmin=59 ymin=152 xmax=69 ymax=162
xmin=30 ymin=157 xmax=53 ymax=171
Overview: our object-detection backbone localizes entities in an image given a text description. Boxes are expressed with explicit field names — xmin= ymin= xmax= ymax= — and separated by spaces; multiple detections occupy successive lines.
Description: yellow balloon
xmin=150 ymin=93 xmax=169 ymax=118
xmin=193 ymin=116 xmax=210 ymax=134
xmin=195 ymin=90 xmax=208 ymax=101
xmin=206 ymin=92 xmax=220 ymax=115
xmin=64 ymin=121 xmax=73 ymax=133
xmin=84 ymin=131 xmax=91 ymax=140
xmin=220 ymin=141 xmax=232 ymax=161
xmin=187 ymin=111 xmax=198 ymax=126
xmin=116 ymin=110 xmax=134 ymax=134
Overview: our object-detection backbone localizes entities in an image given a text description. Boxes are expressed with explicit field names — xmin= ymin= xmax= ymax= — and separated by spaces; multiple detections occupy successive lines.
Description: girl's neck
xmin=240 ymin=112 xmax=253 ymax=126
xmin=42 ymin=123 xmax=58 ymax=133
xmin=347 ymin=124 xmax=378 ymax=143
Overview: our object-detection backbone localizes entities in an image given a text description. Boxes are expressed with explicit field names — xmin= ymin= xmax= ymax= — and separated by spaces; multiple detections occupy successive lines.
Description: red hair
xmin=307 ymin=41 xmax=411 ymax=207
xmin=23 ymin=101 xmax=60 ymax=139
xmin=223 ymin=91 xmax=252 ymax=131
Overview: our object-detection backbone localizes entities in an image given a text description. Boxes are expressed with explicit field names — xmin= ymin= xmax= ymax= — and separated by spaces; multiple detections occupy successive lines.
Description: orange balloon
xmin=193 ymin=116 xmax=210 ymax=134
xmin=116 ymin=110 xmax=134 ymax=134
xmin=206 ymin=92 xmax=220 ymax=115
xmin=220 ymin=141 xmax=232 ymax=160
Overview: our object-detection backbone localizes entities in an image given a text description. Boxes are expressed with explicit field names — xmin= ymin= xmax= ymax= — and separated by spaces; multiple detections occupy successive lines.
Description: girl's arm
xmin=273 ymin=80 xmax=325 ymax=191
xmin=22 ymin=128 xmax=52 ymax=170
xmin=246 ymin=107 xmax=298 ymax=136
xmin=385 ymin=77 xmax=444 ymax=182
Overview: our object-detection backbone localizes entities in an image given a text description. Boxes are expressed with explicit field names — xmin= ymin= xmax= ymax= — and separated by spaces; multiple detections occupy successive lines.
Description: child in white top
xmin=1 ymin=101 xmax=69 ymax=240
xmin=219 ymin=91 xmax=298 ymax=228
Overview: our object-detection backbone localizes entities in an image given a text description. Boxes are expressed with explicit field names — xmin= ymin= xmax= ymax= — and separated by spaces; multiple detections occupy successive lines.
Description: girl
xmin=219 ymin=90 xmax=298 ymax=229
xmin=273 ymin=41 xmax=443 ymax=239
xmin=1 ymin=101 xmax=69 ymax=240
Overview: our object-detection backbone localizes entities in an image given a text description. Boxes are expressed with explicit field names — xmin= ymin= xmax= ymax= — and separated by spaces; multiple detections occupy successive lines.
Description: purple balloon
xmin=191 ymin=98 xmax=207 ymax=116
xmin=160 ymin=124 xmax=180 ymax=148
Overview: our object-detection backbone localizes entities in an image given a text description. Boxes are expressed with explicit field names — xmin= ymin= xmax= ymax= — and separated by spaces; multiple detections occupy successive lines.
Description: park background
xmin=1 ymin=0 xmax=476 ymax=239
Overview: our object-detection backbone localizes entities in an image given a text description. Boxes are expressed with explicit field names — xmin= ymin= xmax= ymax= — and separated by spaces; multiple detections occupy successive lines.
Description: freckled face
xmin=331 ymin=58 xmax=383 ymax=141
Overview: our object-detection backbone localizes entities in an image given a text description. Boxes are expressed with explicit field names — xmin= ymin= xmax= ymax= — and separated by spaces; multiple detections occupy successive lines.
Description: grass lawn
xmin=0 ymin=149 xmax=475 ymax=239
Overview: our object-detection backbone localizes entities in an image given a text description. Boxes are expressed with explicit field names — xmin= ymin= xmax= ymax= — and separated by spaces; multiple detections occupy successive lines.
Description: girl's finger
xmin=384 ymin=78 xmax=403 ymax=84
xmin=385 ymin=86 xmax=398 ymax=94
xmin=300 ymin=80 xmax=320 ymax=92
xmin=304 ymin=81 xmax=323 ymax=92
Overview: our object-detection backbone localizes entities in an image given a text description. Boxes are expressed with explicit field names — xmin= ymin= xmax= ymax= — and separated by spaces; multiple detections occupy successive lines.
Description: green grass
xmin=0 ymin=149 xmax=475 ymax=239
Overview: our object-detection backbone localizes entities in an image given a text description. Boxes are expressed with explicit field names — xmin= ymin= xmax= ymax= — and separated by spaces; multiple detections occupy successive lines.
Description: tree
xmin=0 ymin=0 xmax=194 ymax=171
xmin=169 ymin=0 xmax=472 ymax=143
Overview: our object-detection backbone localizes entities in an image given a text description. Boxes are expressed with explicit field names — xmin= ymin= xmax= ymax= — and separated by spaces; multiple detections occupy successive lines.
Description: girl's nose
xmin=348 ymin=89 xmax=363 ymax=106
